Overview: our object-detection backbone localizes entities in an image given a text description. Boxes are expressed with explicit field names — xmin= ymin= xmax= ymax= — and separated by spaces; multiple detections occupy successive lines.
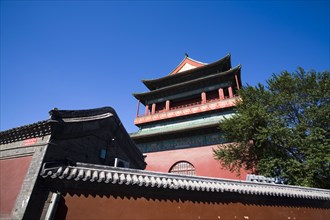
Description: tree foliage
xmin=213 ymin=68 xmax=330 ymax=188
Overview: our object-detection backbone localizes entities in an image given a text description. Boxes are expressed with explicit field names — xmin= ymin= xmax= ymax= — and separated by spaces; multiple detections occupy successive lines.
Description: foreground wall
xmin=54 ymin=183 xmax=330 ymax=220
xmin=39 ymin=153 xmax=330 ymax=220
xmin=0 ymin=134 xmax=51 ymax=219
xmin=0 ymin=156 xmax=32 ymax=218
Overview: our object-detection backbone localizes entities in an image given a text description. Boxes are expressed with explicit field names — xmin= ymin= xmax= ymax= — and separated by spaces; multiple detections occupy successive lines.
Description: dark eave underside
xmin=134 ymin=65 xmax=241 ymax=104
xmin=142 ymin=54 xmax=231 ymax=90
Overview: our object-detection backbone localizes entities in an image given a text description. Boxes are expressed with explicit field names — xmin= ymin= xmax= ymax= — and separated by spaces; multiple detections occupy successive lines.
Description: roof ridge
xmin=185 ymin=56 xmax=208 ymax=65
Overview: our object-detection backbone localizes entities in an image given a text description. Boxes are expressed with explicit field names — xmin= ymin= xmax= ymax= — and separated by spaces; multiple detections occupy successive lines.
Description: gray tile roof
xmin=40 ymin=162 xmax=330 ymax=200
xmin=0 ymin=107 xmax=115 ymax=144
xmin=0 ymin=120 xmax=51 ymax=144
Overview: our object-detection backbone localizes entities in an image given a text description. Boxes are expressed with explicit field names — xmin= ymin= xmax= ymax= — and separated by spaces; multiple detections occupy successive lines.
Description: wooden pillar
xmin=165 ymin=100 xmax=170 ymax=111
xmin=136 ymin=100 xmax=140 ymax=117
xmin=218 ymin=88 xmax=224 ymax=100
xmin=235 ymin=74 xmax=240 ymax=90
xmin=228 ymin=86 xmax=233 ymax=98
xmin=145 ymin=105 xmax=149 ymax=115
xmin=201 ymin=92 xmax=206 ymax=104
xmin=151 ymin=103 xmax=156 ymax=114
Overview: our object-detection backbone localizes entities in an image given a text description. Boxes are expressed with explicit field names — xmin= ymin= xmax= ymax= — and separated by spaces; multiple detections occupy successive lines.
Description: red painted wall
xmin=55 ymin=190 xmax=330 ymax=220
xmin=144 ymin=145 xmax=248 ymax=180
xmin=0 ymin=156 xmax=32 ymax=217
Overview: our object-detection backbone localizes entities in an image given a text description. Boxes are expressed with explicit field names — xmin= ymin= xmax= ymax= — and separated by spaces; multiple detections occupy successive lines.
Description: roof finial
xmin=185 ymin=53 xmax=189 ymax=58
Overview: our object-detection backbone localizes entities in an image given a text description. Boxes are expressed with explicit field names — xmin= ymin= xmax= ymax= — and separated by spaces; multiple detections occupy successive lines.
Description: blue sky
xmin=1 ymin=0 xmax=329 ymax=133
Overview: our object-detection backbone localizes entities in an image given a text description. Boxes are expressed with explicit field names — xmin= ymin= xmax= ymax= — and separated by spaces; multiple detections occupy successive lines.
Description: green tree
xmin=213 ymin=68 xmax=330 ymax=189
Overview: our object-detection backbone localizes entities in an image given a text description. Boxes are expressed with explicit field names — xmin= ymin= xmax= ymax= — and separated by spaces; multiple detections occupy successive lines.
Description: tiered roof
xmin=142 ymin=54 xmax=231 ymax=90
xmin=134 ymin=54 xmax=241 ymax=105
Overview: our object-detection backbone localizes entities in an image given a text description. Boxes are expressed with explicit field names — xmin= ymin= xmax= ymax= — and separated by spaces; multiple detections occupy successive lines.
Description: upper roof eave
xmin=142 ymin=53 xmax=231 ymax=90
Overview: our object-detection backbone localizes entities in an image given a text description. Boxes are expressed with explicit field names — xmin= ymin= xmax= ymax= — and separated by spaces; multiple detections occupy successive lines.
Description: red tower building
xmin=131 ymin=54 xmax=248 ymax=180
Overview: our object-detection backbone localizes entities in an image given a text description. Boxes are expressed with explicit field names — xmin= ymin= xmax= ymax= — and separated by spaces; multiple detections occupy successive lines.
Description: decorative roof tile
xmin=40 ymin=162 xmax=330 ymax=200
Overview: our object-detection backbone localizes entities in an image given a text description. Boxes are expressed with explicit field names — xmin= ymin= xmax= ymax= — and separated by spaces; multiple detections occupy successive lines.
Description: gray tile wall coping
xmin=40 ymin=162 xmax=330 ymax=200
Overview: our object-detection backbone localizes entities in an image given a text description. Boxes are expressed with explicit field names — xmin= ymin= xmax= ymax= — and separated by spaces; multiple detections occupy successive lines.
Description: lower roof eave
xmin=130 ymin=122 xmax=218 ymax=140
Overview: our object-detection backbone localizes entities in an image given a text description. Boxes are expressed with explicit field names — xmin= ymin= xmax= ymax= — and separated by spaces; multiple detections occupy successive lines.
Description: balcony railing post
xmin=218 ymin=88 xmax=224 ymax=100
xmin=136 ymin=100 xmax=140 ymax=117
xmin=151 ymin=103 xmax=156 ymax=114
xmin=201 ymin=92 xmax=206 ymax=104
xmin=235 ymin=74 xmax=240 ymax=90
xmin=145 ymin=105 xmax=149 ymax=116
xmin=166 ymin=100 xmax=170 ymax=111
xmin=228 ymin=86 xmax=233 ymax=98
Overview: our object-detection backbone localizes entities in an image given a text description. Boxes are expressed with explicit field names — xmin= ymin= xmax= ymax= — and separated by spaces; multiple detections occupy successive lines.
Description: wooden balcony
xmin=134 ymin=96 xmax=239 ymax=125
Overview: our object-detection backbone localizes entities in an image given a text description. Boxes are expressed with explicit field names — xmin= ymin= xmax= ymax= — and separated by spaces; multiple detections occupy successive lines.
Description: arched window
xmin=169 ymin=161 xmax=195 ymax=176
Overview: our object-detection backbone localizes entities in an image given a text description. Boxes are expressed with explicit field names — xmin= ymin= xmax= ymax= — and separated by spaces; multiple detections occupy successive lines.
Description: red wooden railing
xmin=170 ymin=101 xmax=202 ymax=111
xmin=139 ymin=96 xmax=237 ymax=117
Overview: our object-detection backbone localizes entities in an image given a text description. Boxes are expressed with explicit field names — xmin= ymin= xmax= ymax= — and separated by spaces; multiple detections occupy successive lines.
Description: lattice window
xmin=169 ymin=161 xmax=195 ymax=176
